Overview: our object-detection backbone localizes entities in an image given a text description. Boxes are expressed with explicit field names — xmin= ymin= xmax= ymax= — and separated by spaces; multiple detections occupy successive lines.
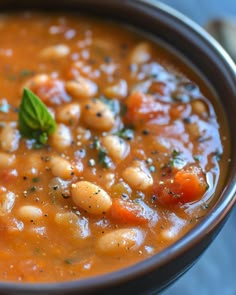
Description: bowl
xmin=0 ymin=0 xmax=235 ymax=294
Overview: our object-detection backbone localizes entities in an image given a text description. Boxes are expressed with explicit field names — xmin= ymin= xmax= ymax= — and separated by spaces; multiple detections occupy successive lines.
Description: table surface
xmin=158 ymin=1 xmax=236 ymax=295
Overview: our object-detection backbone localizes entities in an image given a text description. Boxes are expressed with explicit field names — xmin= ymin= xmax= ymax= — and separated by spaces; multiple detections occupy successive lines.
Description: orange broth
xmin=0 ymin=12 xmax=230 ymax=282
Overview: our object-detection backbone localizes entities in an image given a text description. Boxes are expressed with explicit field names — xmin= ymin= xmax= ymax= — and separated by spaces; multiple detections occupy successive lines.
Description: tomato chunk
xmin=31 ymin=79 xmax=70 ymax=106
xmin=125 ymin=91 xmax=169 ymax=122
xmin=154 ymin=166 xmax=208 ymax=205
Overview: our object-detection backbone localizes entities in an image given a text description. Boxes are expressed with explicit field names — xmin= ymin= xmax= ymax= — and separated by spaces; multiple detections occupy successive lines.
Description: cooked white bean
xmin=71 ymin=181 xmax=112 ymax=215
xmin=186 ymin=122 xmax=200 ymax=138
xmin=0 ymin=123 xmax=20 ymax=152
xmin=0 ymin=191 xmax=16 ymax=216
xmin=161 ymin=213 xmax=186 ymax=240
xmin=101 ymin=135 xmax=129 ymax=162
xmin=96 ymin=228 xmax=144 ymax=254
xmin=40 ymin=44 xmax=70 ymax=59
xmin=103 ymin=79 xmax=128 ymax=99
xmin=5 ymin=218 xmax=24 ymax=233
xmin=0 ymin=152 xmax=15 ymax=168
xmin=130 ymin=42 xmax=152 ymax=64
xmin=50 ymin=123 xmax=73 ymax=151
xmin=20 ymin=153 xmax=44 ymax=177
xmin=56 ymin=103 xmax=80 ymax=125
xmin=23 ymin=74 xmax=49 ymax=90
xmin=50 ymin=156 xmax=75 ymax=180
xmin=104 ymin=172 xmax=115 ymax=189
xmin=191 ymin=100 xmax=208 ymax=117
xmin=75 ymin=126 xmax=91 ymax=143
xmin=122 ymin=161 xmax=153 ymax=190
xmin=65 ymin=77 xmax=98 ymax=99
xmin=18 ymin=205 xmax=43 ymax=220
xmin=82 ymin=99 xmax=115 ymax=131
xmin=55 ymin=212 xmax=90 ymax=239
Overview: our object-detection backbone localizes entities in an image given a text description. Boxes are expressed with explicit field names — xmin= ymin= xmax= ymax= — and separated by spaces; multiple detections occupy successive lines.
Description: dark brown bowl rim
xmin=0 ymin=0 xmax=235 ymax=293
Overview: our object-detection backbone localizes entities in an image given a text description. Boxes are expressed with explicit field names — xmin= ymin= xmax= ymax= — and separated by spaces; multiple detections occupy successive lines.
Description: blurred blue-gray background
xmin=159 ymin=1 xmax=236 ymax=295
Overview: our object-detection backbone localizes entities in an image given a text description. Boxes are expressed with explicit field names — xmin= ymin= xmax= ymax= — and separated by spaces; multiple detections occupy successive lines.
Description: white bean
xmin=56 ymin=103 xmax=80 ymax=125
xmin=101 ymin=135 xmax=129 ymax=162
xmin=96 ymin=228 xmax=144 ymax=255
xmin=104 ymin=173 xmax=115 ymax=189
xmin=0 ymin=191 xmax=16 ymax=216
xmin=122 ymin=161 xmax=153 ymax=190
xmin=50 ymin=123 xmax=73 ymax=151
xmin=130 ymin=42 xmax=152 ymax=64
xmin=186 ymin=122 xmax=200 ymax=138
xmin=75 ymin=127 xmax=91 ymax=143
xmin=19 ymin=153 xmax=44 ymax=177
xmin=40 ymin=44 xmax=70 ymax=59
xmin=50 ymin=156 xmax=75 ymax=180
xmin=18 ymin=205 xmax=43 ymax=220
xmin=55 ymin=212 xmax=90 ymax=239
xmin=0 ymin=152 xmax=15 ymax=168
xmin=71 ymin=181 xmax=112 ymax=215
xmin=82 ymin=99 xmax=115 ymax=131
xmin=65 ymin=77 xmax=98 ymax=99
xmin=191 ymin=100 xmax=208 ymax=117
xmin=0 ymin=123 xmax=20 ymax=152
xmin=23 ymin=74 xmax=49 ymax=90
xmin=161 ymin=213 xmax=186 ymax=241
xmin=103 ymin=79 xmax=128 ymax=99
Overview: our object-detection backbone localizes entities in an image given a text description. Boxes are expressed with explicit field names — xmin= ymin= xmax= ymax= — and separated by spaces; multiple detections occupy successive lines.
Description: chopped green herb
xmin=30 ymin=186 xmax=36 ymax=192
xmin=18 ymin=88 xmax=56 ymax=147
xmin=149 ymin=73 xmax=158 ymax=79
xmin=169 ymin=149 xmax=185 ymax=169
xmin=193 ymin=155 xmax=201 ymax=162
xmin=32 ymin=177 xmax=40 ymax=183
xmin=92 ymin=137 xmax=111 ymax=168
xmin=183 ymin=117 xmax=191 ymax=124
xmin=64 ymin=258 xmax=73 ymax=265
xmin=171 ymin=149 xmax=181 ymax=158
xmin=20 ymin=69 xmax=35 ymax=77
xmin=120 ymin=103 xmax=127 ymax=116
xmin=98 ymin=147 xmax=111 ymax=168
xmin=92 ymin=137 xmax=101 ymax=149
xmin=34 ymin=247 xmax=41 ymax=255
xmin=172 ymin=93 xmax=189 ymax=103
xmin=115 ymin=128 xmax=134 ymax=140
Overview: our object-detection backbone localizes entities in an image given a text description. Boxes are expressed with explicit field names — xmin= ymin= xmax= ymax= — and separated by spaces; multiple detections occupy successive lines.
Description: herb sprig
xmin=18 ymin=88 xmax=56 ymax=147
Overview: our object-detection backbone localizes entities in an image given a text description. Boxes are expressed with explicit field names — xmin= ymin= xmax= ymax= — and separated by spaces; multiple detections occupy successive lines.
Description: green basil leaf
xmin=18 ymin=88 xmax=56 ymax=145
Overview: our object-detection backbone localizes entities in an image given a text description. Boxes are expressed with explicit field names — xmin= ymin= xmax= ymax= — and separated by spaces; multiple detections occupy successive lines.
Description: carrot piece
xmin=174 ymin=168 xmax=207 ymax=203
xmin=110 ymin=198 xmax=149 ymax=225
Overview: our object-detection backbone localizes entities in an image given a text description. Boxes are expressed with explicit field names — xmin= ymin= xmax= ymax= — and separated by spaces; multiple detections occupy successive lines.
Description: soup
xmin=0 ymin=12 xmax=229 ymax=282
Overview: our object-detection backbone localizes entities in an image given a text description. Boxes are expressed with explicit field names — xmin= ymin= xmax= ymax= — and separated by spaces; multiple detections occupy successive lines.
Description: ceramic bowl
xmin=0 ymin=1 xmax=235 ymax=294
